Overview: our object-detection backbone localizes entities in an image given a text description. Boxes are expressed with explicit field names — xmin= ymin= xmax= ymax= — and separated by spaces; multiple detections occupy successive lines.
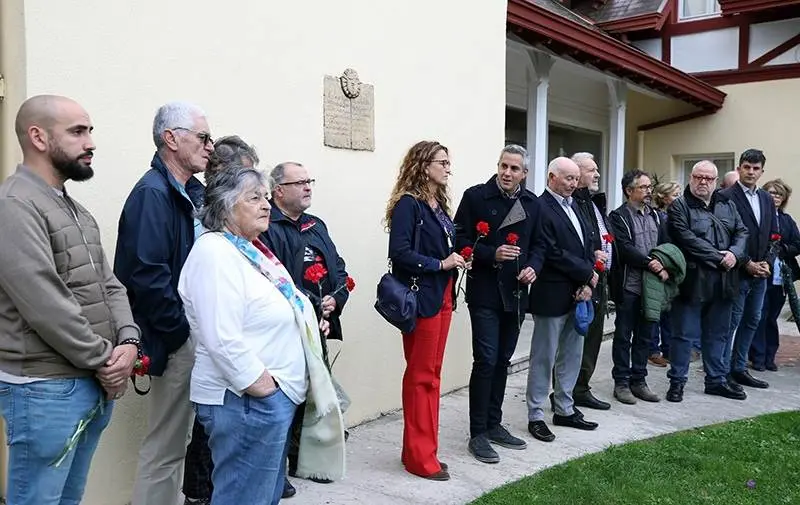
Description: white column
xmin=525 ymin=50 xmax=553 ymax=195
xmin=607 ymin=78 xmax=627 ymax=210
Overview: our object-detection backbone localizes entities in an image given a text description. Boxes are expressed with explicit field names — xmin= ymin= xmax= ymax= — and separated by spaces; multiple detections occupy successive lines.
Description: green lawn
xmin=471 ymin=411 xmax=800 ymax=505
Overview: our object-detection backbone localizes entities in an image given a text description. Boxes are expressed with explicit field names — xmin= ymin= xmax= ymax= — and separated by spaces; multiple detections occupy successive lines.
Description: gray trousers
xmin=526 ymin=312 xmax=584 ymax=422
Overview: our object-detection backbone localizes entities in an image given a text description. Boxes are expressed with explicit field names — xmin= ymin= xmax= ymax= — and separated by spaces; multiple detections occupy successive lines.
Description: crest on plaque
xmin=323 ymin=68 xmax=375 ymax=151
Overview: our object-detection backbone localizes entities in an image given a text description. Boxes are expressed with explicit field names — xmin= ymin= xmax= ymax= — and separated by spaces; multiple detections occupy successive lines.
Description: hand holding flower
xmin=97 ymin=344 xmax=138 ymax=389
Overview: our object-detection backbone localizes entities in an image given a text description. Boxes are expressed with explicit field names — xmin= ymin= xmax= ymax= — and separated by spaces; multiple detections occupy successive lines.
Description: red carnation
xmin=134 ymin=355 xmax=151 ymax=376
xmin=771 ymin=233 xmax=782 ymax=241
xmin=303 ymin=263 xmax=328 ymax=284
xmin=603 ymin=233 xmax=614 ymax=243
xmin=476 ymin=221 xmax=490 ymax=237
xmin=594 ymin=260 xmax=606 ymax=272
xmin=506 ymin=233 xmax=519 ymax=246
xmin=460 ymin=246 xmax=474 ymax=260
xmin=345 ymin=276 xmax=356 ymax=292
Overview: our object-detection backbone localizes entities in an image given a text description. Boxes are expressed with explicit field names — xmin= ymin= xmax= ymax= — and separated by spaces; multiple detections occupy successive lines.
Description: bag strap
xmin=412 ymin=199 xmax=423 ymax=253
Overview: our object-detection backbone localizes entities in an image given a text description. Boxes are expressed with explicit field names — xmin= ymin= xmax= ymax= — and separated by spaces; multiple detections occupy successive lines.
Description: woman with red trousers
xmin=384 ymin=141 xmax=465 ymax=481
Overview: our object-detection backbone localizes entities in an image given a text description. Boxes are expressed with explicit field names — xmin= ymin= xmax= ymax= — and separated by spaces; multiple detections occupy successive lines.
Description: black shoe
xmin=309 ymin=476 xmax=334 ymax=484
xmin=282 ymin=478 xmax=296 ymax=499
xmin=766 ymin=363 xmax=778 ymax=372
xmin=731 ymin=370 xmax=769 ymax=389
xmin=549 ymin=392 xmax=583 ymax=417
xmin=345 ymin=429 xmax=350 ymax=442
xmin=553 ymin=413 xmax=598 ymax=431
xmin=574 ymin=391 xmax=611 ymax=410
xmin=750 ymin=362 xmax=766 ymax=372
xmin=486 ymin=425 xmax=527 ymax=450
xmin=468 ymin=435 xmax=500 ymax=464
xmin=726 ymin=374 xmax=744 ymax=393
xmin=184 ymin=498 xmax=211 ymax=505
xmin=705 ymin=383 xmax=747 ymax=400
xmin=666 ymin=383 xmax=684 ymax=403
xmin=528 ymin=420 xmax=556 ymax=442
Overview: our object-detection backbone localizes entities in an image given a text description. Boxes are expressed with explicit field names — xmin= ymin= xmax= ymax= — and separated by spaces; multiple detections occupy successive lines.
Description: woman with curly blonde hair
xmin=384 ymin=140 xmax=465 ymax=481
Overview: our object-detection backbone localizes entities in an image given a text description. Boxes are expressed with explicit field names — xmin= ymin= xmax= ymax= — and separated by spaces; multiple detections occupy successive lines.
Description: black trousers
xmin=183 ymin=417 xmax=213 ymax=500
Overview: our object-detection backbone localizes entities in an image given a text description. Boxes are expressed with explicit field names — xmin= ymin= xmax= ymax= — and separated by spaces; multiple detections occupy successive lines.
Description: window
xmin=677 ymin=153 xmax=735 ymax=187
xmin=680 ymin=0 xmax=721 ymax=20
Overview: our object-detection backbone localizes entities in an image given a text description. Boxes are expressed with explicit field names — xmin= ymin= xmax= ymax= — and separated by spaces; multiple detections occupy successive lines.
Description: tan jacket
xmin=0 ymin=165 xmax=139 ymax=378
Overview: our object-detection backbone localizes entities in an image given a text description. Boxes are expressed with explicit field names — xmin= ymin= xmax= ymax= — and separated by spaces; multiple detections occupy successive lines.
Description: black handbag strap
xmin=412 ymin=199 xmax=423 ymax=253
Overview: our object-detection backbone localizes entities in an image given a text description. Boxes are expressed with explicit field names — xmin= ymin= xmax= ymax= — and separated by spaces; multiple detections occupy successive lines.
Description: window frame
xmin=676 ymin=152 xmax=736 ymax=187
xmin=679 ymin=0 xmax=721 ymax=21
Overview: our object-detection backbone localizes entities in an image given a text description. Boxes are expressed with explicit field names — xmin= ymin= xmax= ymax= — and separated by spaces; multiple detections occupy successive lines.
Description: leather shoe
xmin=750 ymin=362 xmax=766 ymax=372
xmin=705 ymin=383 xmax=747 ymax=400
xmin=726 ymin=374 xmax=744 ymax=393
xmin=468 ymin=435 xmax=500 ymax=464
xmin=766 ymin=363 xmax=778 ymax=372
xmin=528 ymin=420 xmax=556 ymax=442
xmin=574 ymin=391 xmax=611 ymax=410
xmin=282 ymin=478 xmax=296 ymax=499
xmin=549 ymin=392 xmax=583 ymax=417
xmin=422 ymin=469 xmax=450 ymax=481
xmin=666 ymin=383 xmax=684 ymax=403
xmin=731 ymin=370 xmax=769 ymax=389
xmin=553 ymin=413 xmax=598 ymax=431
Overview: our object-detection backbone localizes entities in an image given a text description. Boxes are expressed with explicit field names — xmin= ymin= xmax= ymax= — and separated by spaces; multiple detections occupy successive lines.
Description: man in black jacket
xmin=608 ymin=170 xmax=666 ymax=405
xmin=720 ymin=149 xmax=774 ymax=390
xmin=569 ymin=152 xmax=612 ymax=411
xmin=454 ymin=145 xmax=541 ymax=464
xmin=262 ymin=161 xmax=350 ymax=486
xmin=666 ymin=160 xmax=749 ymax=402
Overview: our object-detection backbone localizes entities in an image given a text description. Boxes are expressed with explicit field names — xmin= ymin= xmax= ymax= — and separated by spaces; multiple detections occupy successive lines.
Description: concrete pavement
xmin=290 ymin=314 xmax=800 ymax=505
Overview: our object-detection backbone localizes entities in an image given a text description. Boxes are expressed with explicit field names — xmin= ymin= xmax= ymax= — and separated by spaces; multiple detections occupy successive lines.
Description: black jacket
xmin=528 ymin=190 xmax=594 ymax=317
xmin=388 ymin=195 xmax=458 ymax=318
xmin=453 ymin=176 xmax=542 ymax=312
xmin=573 ymin=188 xmax=607 ymax=252
xmin=607 ymin=203 xmax=665 ymax=303
xmin=720 ymin=183 xmax=777 ymax=277
xmin=261 ymin=204 xmax=350 ymax=341
xmin=777 ymin=210 xmax=800 ymax=281
xmin=667 ymin=188 xmax=748 ymax=302
xmin=114 ymin=154 xmax=204 ymax=376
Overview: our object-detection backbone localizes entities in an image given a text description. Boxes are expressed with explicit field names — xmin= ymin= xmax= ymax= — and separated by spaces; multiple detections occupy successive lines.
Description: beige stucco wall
xmin=11 ymin=1 xmax=508 ymax=503
xmin=641 ymin=78 xmax=800 ymax=217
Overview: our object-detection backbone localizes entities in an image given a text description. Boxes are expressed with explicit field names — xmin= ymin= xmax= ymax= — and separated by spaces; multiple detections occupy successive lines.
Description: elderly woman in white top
xmin=178 ymin=162 xmax=346 ymax=505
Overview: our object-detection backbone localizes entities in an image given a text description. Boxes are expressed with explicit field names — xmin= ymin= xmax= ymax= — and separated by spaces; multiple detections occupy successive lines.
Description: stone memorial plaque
xmin=323 ymin=68 xmax=375 ymax=151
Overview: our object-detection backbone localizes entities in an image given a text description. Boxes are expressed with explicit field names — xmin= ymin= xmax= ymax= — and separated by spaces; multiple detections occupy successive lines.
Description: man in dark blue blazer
xmin=525 ymin=157 xmax=599 ymax=443
xmin=720 ymin=148 xmax=775 ymax=390
xmin=454 ymin=145 xmax=542 ymax=464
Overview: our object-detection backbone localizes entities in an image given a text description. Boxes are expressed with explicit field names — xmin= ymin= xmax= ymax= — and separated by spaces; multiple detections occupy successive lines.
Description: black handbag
xmin=374 ymin=201 xmax=422 ymax=333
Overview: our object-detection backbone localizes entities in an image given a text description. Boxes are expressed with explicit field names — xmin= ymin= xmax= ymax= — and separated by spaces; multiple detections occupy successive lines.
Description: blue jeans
xmin=195 ymin=388 xmax=297 ymax=505
xmin=611 ymin=290 xmax=652 ymax=385
xmin=750 ymin=284 xmax=785 ymax=368
xmin=668 ymin=298 xmax=733 ymax=386
xmin=726 ymin=277 xmax=767 ymax=373
xmin=467 ymin=306 xmax=522 ymax=438
xmin=0 ymin=378 xmax=113 ymax=505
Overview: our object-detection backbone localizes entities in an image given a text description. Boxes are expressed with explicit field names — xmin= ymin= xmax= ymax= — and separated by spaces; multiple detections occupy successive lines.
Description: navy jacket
xmin=261 ymin=204 xmax=350 ymax=341
xmin=388 ymin=195 xmax=457 ymax=318
xmin=720 ymin=183 xmax=777 ymax=276
xmin=777 ymin=210 xmax=800 ymax=281
xmin=453 ymin=176 xmax=542 ymax=312
xmin=528 ymin=190 xmax=595 ymax=317
xmin=114 ymin=154 xmax=204 ymax=376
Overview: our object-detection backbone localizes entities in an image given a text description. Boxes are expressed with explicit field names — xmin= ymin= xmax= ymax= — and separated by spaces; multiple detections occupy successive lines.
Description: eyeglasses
xmin=428 ymin=159 xmax=451 ymax=168
xmin=634 ymin=185 xmax=653 ymax=191
xmin=172 ymin=127 xmax=213 ymax=146
xmin=691 ymin=175 xmax=717 ymax=183
xmin=278 ymin=179 xmax=315 ymax=188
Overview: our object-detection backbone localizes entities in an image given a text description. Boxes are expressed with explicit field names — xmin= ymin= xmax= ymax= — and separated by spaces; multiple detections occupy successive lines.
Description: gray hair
xmin=205 ymin=135 xmax=259 ymax=186
xmin=499 ymin=144 xmax=529 ymax=171
xmin=198 ymin=161 xmax=268 ymax=232
xmin=692 ymin=160 xmax=718 ymax=176
xmin=152 ymin=101 xmax=207 ymax=150
xmin=269 ymin=161 xmax=303 ymax=192
xmin=571 ymin=152 xmax=595 ymax=166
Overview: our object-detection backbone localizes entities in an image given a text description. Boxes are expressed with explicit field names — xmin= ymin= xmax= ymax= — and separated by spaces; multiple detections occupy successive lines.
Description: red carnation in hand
xmin=304 ymin=263 xmax=328 ymax=284
xmin=134 ymin=355 xmax=151 ymax=376
xmin=460 ymin=246 xmax=474 ymax=260
xmin=771 ymin=233 xmax=782 ymax=241
xmin=506 ymin=232 xmax=519 ymax=246
xmin=603 ymin=233 xmax=614 ymax=243
xmin=594 ymin=260 xmax=606 ymax=272
xmin=476 ymin=221 xmax=490 ymax=237
xmin=345 ymin=276 xmax=356 ymax=292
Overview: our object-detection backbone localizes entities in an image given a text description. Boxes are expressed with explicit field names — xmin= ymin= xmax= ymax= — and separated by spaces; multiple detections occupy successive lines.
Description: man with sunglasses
xmin=665 ymin=161 xmax=749 ymax=403
xmin=262 ymin=161 xmax=351 ymax=492
xmin=114 ymin=101 xmax=213 ymax=505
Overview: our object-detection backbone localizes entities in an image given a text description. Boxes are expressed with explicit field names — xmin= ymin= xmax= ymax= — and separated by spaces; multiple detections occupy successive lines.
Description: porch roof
xmin=573 ymin=0 xmax=672 ymax=33
xmin=507 ymin=0 xmax=727 ymax=111
xmin=718 ymin=0 xmax=800 ymax=16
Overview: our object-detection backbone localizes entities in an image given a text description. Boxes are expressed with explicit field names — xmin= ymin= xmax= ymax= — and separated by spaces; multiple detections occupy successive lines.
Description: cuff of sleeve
xmin=116 ymin=325 xmax=141 ymax=345
xmin=230 ymin=362 xmax=267 ymax=393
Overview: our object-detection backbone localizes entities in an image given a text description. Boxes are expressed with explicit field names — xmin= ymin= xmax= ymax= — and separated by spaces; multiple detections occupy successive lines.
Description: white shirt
xmin=738 ymin=181 xmax=761 ymax=226
xmin=178 ymin=233 xmax=308 ymax=406
xmin=547 ymin=187 xmax=584 ymax=245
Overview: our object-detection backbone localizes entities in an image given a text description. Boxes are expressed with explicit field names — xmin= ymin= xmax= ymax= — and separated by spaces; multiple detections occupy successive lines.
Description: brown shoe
xmin=648 ymin=354 xmax=668 ymax=367
xmin=422 ymin=469 xmax=450 ymax=481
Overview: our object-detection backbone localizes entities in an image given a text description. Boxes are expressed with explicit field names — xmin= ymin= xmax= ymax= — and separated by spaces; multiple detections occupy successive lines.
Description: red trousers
xmin=401 ymin=281 xmax=453 ymax=477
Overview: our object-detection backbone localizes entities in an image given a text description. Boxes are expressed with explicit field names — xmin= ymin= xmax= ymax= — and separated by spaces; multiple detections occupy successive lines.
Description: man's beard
xmin=50 ymin=142 xmax=94 ymax=182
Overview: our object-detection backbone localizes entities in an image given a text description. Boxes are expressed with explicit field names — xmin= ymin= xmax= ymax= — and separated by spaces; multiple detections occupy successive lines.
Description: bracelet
xmin=119 ymin=338 xmax=141 ymax=351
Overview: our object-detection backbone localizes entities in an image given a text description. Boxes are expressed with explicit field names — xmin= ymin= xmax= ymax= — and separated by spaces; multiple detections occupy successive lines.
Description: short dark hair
xmin=739 ymin=148 xmax=766 ymax=168
xmin=621 ymin=169 xmax=650 ymax=199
